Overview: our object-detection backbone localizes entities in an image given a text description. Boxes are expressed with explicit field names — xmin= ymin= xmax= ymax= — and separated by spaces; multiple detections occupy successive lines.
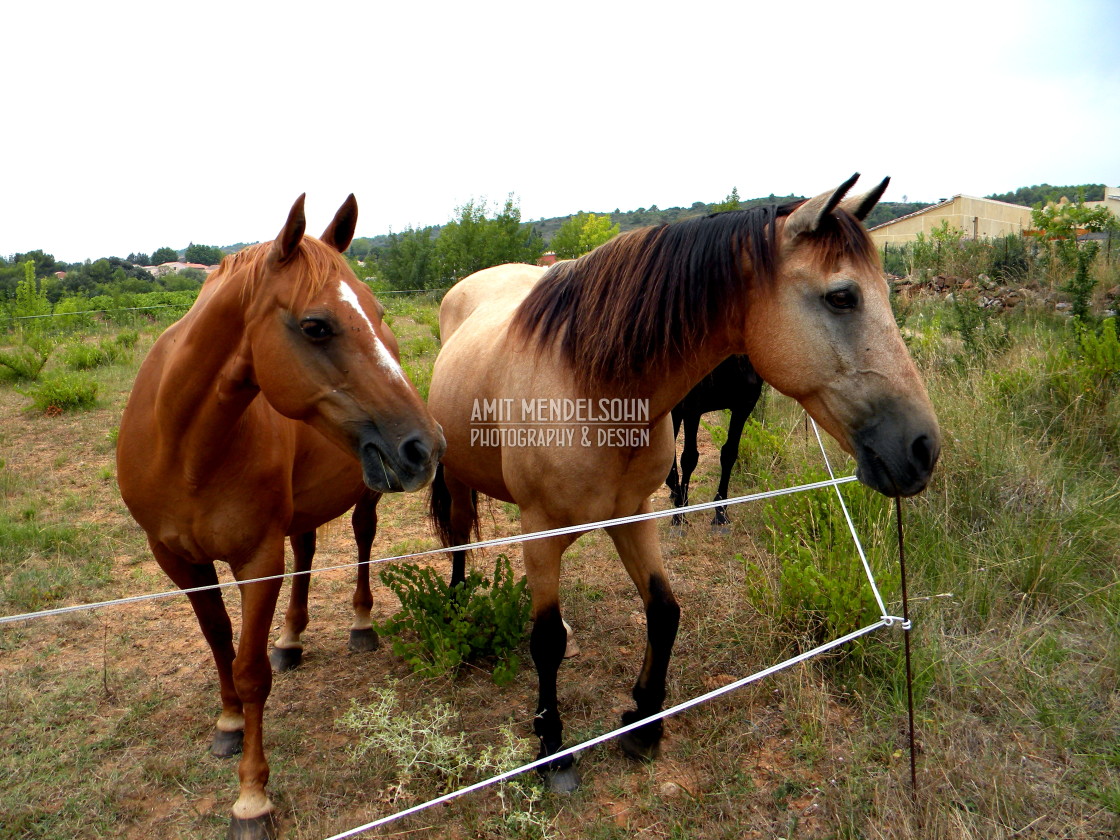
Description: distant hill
xmin=985 ymin=183 xmax=1105 ymax=207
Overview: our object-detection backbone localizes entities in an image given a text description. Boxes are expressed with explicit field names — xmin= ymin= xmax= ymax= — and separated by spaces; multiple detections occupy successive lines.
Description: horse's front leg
xmin=521 ymin=523 xmax=580 ymax=793
xmin=150 ymin=543 xmax=244 ymax=758
xmin=606 ymin=510 xmax=681 ymax=762
xmin=228 ymin=543 xmax=286 ymax=840
xmin=270 ymin=531 xmax=315 ymax=672
xmin=349 ymin=490 xmax=381 ymax=652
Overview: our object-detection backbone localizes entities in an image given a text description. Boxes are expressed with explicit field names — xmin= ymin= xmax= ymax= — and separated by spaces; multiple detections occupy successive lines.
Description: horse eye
xmin=825 ymin=289 xmax=859 ymax=311
xmin=300 ymin=319 xmax=333 ymax=341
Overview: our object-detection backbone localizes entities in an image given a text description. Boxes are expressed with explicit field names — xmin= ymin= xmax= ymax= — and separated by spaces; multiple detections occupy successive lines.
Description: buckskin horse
xmin=117 ymin=195 xmax=444 ymax=839
xmin=427 ymin=174 xmax=940 ymax=792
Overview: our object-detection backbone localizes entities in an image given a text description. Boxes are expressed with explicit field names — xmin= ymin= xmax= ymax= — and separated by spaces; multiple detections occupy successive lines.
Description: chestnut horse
xmin=427 ymin=175 xmax=940 ymax=792
xmin=117 ymin=195 xmax=444 ymax=839
xmin=665 ymin=354 xmax=764 ymax=528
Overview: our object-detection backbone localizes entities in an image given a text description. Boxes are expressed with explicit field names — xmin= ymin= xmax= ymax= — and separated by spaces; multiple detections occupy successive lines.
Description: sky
xmin=4 ymin=0 xmax=1118 ymax=264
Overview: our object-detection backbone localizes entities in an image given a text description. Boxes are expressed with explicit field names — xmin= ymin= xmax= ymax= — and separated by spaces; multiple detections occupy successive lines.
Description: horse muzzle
xmin=358 ymin=423 xmax=445 ymax=493
xmin=851 ymin=415 xmax=940 ymax=498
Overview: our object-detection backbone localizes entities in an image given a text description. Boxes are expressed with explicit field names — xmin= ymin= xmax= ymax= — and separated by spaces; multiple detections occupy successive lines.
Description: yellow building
xmin=868 ymin=195 xmax=1033 ymax=246
xmin=1086 ymin=186 xmax=1120 ymax=217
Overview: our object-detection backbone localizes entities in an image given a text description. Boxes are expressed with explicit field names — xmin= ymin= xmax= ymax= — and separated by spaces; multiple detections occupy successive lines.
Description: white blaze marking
xmin=337 ymin=280 xmax=405 ymax=379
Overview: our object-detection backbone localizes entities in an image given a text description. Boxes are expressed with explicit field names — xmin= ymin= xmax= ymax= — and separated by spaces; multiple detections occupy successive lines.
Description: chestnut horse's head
xmin=743 ymin=175 xmax=940 ymax=497
xmin=242 ymin=195 xmax=444 ymax=492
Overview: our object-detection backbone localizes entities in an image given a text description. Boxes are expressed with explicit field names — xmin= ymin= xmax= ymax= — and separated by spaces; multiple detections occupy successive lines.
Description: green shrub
xmin=1063 ymin=243 xmax=1100 ymax=322
xmin=60 ymin=341 xmax=125 ymax=371
xmin=949 ymin=290 xmax=1011 ymax=363
xmin=376 ymin=555 xmax=530 ymax=685
xmin=0 ymin=339 xmax=53 ymax=382
xmin=52 ymin=297 xmax=95 ymax=332
xmin=744 ymin=473 xmax=886 ymax=649
xmin=23 ymin=373 xmax=98 ymax=413
xmin=1075 ymin=316 xmax=1120 ymax=384
xmin=114 ymin=329 xmax=139 ymax=349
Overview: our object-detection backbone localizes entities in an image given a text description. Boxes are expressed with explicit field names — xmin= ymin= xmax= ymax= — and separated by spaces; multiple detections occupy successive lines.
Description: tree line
xmin=8 ymin=182 xmax=1107 ymax=302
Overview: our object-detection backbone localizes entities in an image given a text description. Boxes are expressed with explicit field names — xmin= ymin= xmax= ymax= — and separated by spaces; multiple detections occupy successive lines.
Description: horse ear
xmin=839 ymin=176 xmax=890 ymax=222
xmin=272 ymin=194 xmax=307 ymax=264
xmin=784 ymin=173 xmax=861 ymax=239
xmin=321 ymin=194 xmax=358 ymax=253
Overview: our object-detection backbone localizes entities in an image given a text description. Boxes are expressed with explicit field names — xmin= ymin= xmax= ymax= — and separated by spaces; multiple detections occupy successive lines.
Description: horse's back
xmin=439 ymin=263 xmax=546 ymax=343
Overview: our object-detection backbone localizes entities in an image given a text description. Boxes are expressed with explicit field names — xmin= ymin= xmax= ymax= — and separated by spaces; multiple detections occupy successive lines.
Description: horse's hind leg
xmin=151 ymin=544 xmax=245 ymax=758
xmin=606 ymin=509 xmax=681 ymax=762
xmin=431 ymin=465 xmax=478 ymax=587
xmin=269 ymin=531 xmax=315 ymax=672
xmin=674 ymin=413 xmax=701 ymax=528
xmin=349 ymin=490 xmax=381 ymax=653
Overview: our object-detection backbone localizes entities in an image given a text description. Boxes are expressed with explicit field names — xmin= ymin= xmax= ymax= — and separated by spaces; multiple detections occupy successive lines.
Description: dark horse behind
xmin=665 ymin=354 xmax=764 ymax=528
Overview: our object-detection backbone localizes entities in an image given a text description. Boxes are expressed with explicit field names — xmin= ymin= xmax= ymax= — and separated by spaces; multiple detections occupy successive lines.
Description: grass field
xmin=1 ymin=285 xmax=1119 ymax=839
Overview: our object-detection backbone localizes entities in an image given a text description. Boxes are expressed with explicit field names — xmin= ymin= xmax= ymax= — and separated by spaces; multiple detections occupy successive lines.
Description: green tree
xmin=379 ymin=226 xmax=439 ymax=290
xmin=184 ymin=243 xmax=224 ymax=265
xmin=14 ymin=260 xmax=52 ymax=336
xmin=11 ymin=250 xmax=60 ymax=277
xmin=489 ymin=195 xmax=545 ymax=266
xmin=152 ymin=247 xmax=178 ymax=264
xmin=549 ymin=211 xmax=620 ymax=259
xmin=989 ymin=183 xmax=1105 ymax=206
xmin=127 ymin=252 xmax=151 ymax=265
xmin=711 ymin=187 xmax=741 ymax=214
xmin=436 ymin=195 xmax=543 ymax=285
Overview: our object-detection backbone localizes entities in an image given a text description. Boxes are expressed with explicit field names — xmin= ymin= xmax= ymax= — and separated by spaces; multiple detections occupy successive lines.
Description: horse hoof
xmin=668 ymin=524 xmax=685 ymax=539
xmin=269 ymin=645 xmax=303 ymax=672
xmin=211 ymin=728 xmax=243 ymax=758
xmin=619 ymin=730 xmax=661 ymax=762
xmin=348 ymin=627 xmax=380 ymax=653
xmin=541 ymin=765 xmax=581 ymax=794
xmin=228 ymin=812 xmax=279 ymax=840
xmin=619 ymin=712 xmax=662 ymax=762
xmin=709 ymin=522 xmax=731 ymax=535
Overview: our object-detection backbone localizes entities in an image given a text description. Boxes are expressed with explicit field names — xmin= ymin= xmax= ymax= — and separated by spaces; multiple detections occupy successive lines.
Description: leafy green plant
xmin=22 ymin=373 xmax=98 ymax=413
xmin=60 ymin=341 xmax=125 ymax=371
xmin=1077 ymin=317 xmax=1120 ymax=383
xmin=750 ymin=475 xmax=883 ymax=648
xmin=0 ymin=338 xmax=53 ymax=382
xmin=1063 ymin=243 xmax=1100 ymax=322
xmin=12 ymin=262 xmax=52 ymax=334
xmin=376 ymin=554 xmax=531 ymax=685
xmin=949 ymin=289 xmax=1011 ymax=363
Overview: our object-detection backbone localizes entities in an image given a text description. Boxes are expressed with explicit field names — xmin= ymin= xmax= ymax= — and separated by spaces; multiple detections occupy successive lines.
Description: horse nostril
xmin=911 ymin=434 xmax=938 ymax=473
xmin=399 ymin=435 xmax=431 ymax=468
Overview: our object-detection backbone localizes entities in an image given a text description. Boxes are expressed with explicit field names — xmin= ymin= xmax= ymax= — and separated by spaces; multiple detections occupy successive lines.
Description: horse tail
xmin=428 ymin=463 xmax=479 ymax=548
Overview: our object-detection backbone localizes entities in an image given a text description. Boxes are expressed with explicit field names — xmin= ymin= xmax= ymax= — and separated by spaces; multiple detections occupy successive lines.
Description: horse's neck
xmin=644 ymin=340 xmax=737 ymax=423
xmin=158 ymin=274 xmax=263 ymax=465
